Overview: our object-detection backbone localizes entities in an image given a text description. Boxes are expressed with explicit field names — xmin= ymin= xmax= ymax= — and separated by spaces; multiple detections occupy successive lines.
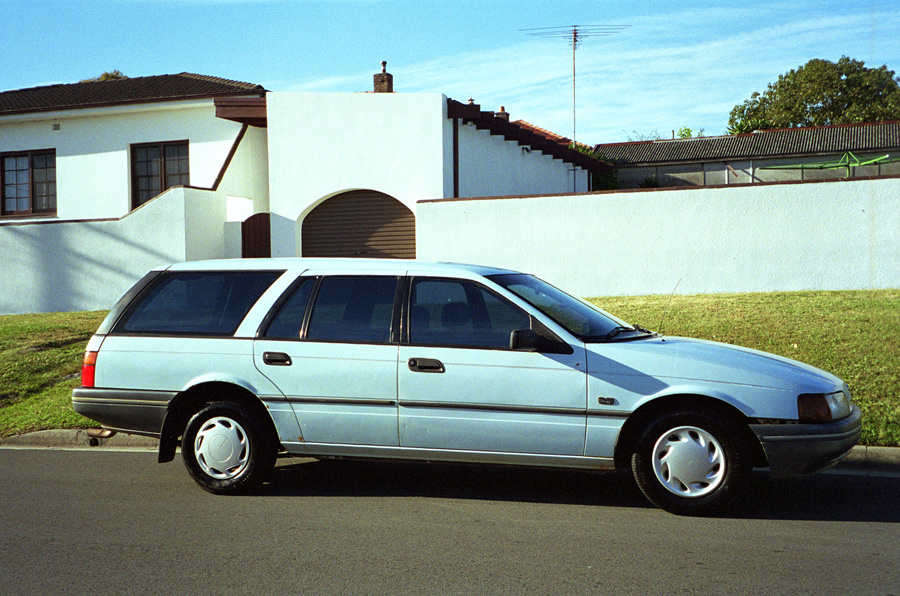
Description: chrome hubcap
xmin=652 ymin=426 xmax=725 ymax=497
xmin=194 ymin=416 xmax=250 ymax=480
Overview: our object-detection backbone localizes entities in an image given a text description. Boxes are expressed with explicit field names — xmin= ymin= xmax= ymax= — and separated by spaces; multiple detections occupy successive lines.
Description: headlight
xmin=798 ymin=391 xmax=852 ymax=422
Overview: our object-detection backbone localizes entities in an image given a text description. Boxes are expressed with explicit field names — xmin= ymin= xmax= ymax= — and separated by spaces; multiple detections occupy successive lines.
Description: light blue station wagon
xmin=73 ymin=259 xmax=861 ymax=515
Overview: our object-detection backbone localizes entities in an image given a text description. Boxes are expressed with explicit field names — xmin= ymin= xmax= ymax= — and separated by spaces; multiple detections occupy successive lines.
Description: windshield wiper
xmin=605 ymin=325 xmax=635 ymax=340
xmin=604 ymin=324 xmax=655 ymax=341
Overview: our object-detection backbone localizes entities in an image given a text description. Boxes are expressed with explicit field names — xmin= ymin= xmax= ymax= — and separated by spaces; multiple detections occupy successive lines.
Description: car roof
xmin=161 ymin=258 xmax=522 ymax=277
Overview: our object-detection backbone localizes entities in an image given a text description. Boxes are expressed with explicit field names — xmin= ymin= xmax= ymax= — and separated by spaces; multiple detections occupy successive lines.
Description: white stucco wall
xmin=0 ymin=100 xmax=249 ymax=222
xmin=457 ymin=125 xmax=588 ymax=197
xmin=265 ymin=92 xmax=592 ymax=256
xmin=416 ymin=177 xmax=900 ymax=297
xmin=266 ymin=92 xmax=449 ymax=221
xmin=216 ymin=124 xmax=270 ymax=214
xmin=0 ymin=188 xmax=228 ymax=314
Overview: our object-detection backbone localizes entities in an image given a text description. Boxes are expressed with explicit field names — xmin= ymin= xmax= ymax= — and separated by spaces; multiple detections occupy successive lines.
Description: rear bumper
xmin=72 ymin=387 xmax=173 ymax=437
xmin=750 ymin=405 xmax=862 ymax=477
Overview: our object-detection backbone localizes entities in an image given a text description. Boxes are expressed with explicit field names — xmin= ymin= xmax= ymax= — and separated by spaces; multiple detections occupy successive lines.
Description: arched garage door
xmin=301 ymin=190 xmax=416 ymax=258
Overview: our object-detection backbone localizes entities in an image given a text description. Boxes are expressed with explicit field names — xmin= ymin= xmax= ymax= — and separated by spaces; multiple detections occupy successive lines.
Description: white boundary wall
xmin=416 ymin=177 xmax=900 ymax=297
xmin=0 ymin=188 xmax=227 ymax=314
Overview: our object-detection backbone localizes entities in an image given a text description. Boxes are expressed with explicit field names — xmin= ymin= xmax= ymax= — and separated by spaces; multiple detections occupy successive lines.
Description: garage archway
xmin=301 ymin=190 xmax=416 ymax=258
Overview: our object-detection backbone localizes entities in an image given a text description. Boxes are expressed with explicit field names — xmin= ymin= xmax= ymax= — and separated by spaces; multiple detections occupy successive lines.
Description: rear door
xmin=397 ymin=277 xmax=587 ymax=456
xmin=254 ymin=274 xmax=401 ymax=447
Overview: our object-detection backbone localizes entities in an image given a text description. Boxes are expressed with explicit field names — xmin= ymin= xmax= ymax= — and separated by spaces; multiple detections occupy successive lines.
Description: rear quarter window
xmin=113 ymin=270 xmax=283 ymax=336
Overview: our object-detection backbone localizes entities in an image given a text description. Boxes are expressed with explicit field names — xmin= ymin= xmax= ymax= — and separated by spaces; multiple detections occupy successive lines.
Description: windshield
xmin=488 ymin=273 xmax=644 ymax=341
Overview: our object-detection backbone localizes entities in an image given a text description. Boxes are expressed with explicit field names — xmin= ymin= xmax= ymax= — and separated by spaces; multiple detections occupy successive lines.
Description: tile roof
xmin=0 ymin=73 xmax=266 ymax=116
xmin=512 ymin=120 xmax=572 ymax=145
xmin=447 ymin=99 xmax=612 ymax=174
xmin=597 ymin=121 xmax=900 ymax=165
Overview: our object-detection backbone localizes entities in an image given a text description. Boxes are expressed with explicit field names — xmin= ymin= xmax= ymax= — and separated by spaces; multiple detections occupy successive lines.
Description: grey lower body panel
xmin=72 ymin=387 xmax=175 ymax=437
xmin=751 ymin=405 xmax=863 ymax=477
xmin=281 ymin=441 xmax=616 ymax=471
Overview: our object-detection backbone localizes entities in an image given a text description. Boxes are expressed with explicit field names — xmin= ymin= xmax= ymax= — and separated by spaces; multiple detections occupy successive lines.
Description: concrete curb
xmin=1 ymin=430 xmax=898 ymax=474
xmin=0 ymin=429 xmax=158 ymax=450
xmin=831 ymin=445 xmax=900 ymax=474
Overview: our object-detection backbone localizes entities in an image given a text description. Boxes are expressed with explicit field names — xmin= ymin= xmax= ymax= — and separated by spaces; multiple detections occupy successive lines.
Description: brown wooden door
xmin=242 ymin=212 xmax=271 ymax=258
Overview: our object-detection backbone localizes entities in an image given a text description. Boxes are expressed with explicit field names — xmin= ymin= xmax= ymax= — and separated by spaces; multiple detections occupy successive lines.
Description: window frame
xmin=111 ymin=269 xmax=284 ymax=337
xmin=1 ymin=149 xmax=57 ymax=217
xmin=270 ymin=275 xmax=404 ymax=346
xmin=258 ymin=276 xmax=318 ymax=340
xmin=130 ymin=140 xmax=190 ymax=209
xmin=403 ymin=276 xmax=533 ymax=350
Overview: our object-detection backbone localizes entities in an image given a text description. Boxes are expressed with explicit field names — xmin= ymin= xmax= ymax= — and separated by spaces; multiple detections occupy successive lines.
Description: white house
xmin=0 ymin=68 xmax=606 ymax=314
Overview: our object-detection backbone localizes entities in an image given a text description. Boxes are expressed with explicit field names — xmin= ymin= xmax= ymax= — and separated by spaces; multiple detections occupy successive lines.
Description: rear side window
xmin=114 ymin=271 xmax=282 ymax=336
xmin=306 ymin=276 xmax=399 ymax=344
xmin=262 ymin=277 xmax=316 ymax=339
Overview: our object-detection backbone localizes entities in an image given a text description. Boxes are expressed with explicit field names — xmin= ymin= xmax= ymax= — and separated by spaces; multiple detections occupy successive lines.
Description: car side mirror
xmin=510 ymin=329 xmax=573 ymax=354
xmin=510 ymin=329 xmax=541 ymax=352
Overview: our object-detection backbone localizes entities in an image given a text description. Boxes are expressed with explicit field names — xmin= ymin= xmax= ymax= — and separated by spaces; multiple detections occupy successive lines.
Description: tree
xmin=625 ymin=127 xmax=705 ymax=141
xmin=676 ymin=126 xmax=705 ymax=138
xmin=80 ymin=70 xmax=128 ymax=83
xmin=728 ymin=56 xmax=900 ymax=131
xmin=727 ymin=118 xmax=773 ymax=135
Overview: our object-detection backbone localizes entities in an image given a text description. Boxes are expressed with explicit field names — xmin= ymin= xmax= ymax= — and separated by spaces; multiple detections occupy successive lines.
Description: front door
xmin=398 ymin=277 xmax=587 ymax=455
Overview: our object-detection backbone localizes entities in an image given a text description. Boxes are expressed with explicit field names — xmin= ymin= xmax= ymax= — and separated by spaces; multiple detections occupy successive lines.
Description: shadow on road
xmin=259 ymin=458 xmax=900 ymax=522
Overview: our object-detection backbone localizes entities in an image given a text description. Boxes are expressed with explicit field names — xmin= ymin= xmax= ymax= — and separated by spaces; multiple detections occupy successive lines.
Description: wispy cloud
xmin=272 ymin=4 xmax=900 ymax=143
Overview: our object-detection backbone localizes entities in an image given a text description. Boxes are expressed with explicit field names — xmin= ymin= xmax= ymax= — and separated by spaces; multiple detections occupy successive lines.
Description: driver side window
xmin=408 ymin=279 xmax=529 ymax=348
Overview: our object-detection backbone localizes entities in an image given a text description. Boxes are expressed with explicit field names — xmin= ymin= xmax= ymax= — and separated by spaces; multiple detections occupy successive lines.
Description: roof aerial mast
xmin=521 ymin=24 xmax=630 ymax=152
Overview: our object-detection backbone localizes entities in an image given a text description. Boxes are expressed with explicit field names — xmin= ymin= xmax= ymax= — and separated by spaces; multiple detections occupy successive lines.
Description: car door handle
xmin=408 ymin=358 xmax=444 ymax=373
xmin=263 ymin=352 xmax=292 ymax=366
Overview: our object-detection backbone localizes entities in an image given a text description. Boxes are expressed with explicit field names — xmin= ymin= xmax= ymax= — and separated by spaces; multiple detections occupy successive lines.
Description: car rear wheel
xmin=631 ymin=410 xmax=749 ymax=515
xmin=182 ymin=401 xmax=276 ymax=495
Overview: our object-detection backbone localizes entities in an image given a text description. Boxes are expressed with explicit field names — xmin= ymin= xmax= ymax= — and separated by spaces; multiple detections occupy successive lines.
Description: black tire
xmin=181 ymin=401 xmax=276 ymax=495
xmin=631 ymin=410 xmax=749 ymax=516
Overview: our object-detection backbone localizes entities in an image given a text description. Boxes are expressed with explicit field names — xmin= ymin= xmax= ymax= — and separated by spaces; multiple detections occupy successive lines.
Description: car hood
xmin=584 ymin=336 xmax=844 ymax=394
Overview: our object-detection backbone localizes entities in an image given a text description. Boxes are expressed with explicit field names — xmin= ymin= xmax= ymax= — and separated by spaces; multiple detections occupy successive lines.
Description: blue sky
xmin=3 ymin=0 xmax=899 ymax=143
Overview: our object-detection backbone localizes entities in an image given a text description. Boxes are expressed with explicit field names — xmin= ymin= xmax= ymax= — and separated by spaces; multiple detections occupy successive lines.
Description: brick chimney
xmin=495 ymin=106 xmax=510 ymax=121
xmin=374 ymin=61 xmax=393 ymax=93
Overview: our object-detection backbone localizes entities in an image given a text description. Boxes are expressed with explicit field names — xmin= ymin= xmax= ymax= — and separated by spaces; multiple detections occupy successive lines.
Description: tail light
xmin=82 ymin=351 xmax=98 ymax=388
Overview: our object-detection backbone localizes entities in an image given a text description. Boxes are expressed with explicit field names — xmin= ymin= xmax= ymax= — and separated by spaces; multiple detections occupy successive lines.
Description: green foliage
xmin=728 ymin=56 xmax=900 ymax=130
xmin=572 ymin=144 xmax=619 ymax=190
xmin=591 ymin=170 xmax=619 ymax=190
xmin=626 ymin=129 xmax=663 ymax=141
xmin=676 ymin=126 xmax=705 ymax=139
xmin=627 ymin=127 xmax=704 ymax=141
xmin=79 ymin=70 xmax=128 ymax=83
xmin=727 ymin=117 xmax=773 ymax=135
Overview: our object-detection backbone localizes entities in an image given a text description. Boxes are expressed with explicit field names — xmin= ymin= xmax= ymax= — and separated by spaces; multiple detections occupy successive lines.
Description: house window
xmin=1 ymin=150 xmax=56 ymax=216
xmin=131 ymin=141 xmax=189 ymax=208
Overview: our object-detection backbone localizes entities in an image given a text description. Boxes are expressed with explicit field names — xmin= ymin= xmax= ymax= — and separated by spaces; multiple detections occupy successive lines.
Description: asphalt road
xmin=1 ymin=448 xmax=899 ymax=596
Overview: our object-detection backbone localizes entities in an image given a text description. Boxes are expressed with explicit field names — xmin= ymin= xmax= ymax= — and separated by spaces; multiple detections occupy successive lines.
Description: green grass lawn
xmin=1 ymin=289 xmax=898 ymax=445
xmin=0 ymin=311 xmax=107 ymax=436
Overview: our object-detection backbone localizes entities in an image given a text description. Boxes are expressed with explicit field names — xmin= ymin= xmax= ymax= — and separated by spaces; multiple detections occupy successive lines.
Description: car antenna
xmin=657 ymin=278 xmax=682 ymax=335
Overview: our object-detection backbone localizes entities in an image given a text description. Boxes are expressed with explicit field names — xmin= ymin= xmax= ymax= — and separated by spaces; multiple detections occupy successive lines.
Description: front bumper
xmin=750 ymin=405 xmax=862 ymax=477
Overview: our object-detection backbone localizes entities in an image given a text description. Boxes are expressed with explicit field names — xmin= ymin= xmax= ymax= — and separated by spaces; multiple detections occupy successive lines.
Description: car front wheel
xmin=631 ymin=410 xmax=749 ymax=515
xmin=182 ymin=401 xmax=276 ymax=495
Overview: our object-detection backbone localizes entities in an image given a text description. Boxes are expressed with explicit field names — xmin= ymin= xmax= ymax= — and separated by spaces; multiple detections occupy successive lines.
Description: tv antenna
xmin=521 ymin=25 xmax=630 ymax=150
